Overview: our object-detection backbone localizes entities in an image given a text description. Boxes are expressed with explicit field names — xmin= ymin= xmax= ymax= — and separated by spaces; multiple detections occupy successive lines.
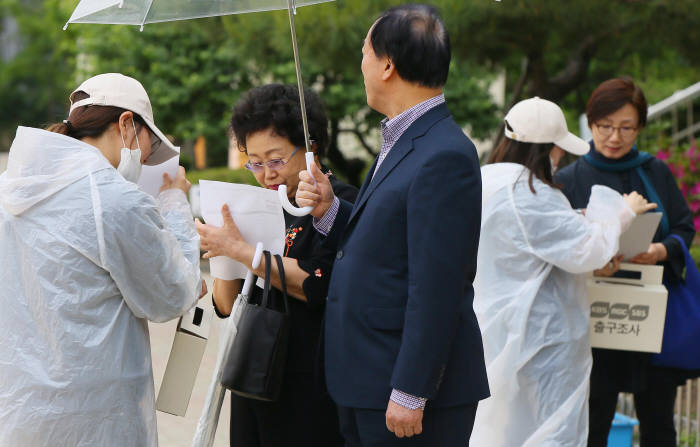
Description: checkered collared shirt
xmin=313 ymin=94 xmax=446 ymax=410
xmin=314 ymin=94 xmax=445 ymax=236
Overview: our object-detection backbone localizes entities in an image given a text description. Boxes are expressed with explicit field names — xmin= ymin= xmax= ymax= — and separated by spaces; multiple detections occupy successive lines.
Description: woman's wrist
xmin=226 ymin=239 xmax=251 ymax=263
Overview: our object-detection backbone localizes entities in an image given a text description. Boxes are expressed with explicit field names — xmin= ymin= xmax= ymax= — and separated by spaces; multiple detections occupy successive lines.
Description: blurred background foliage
xmin=0 ymin=0 xmax=698 ymax=186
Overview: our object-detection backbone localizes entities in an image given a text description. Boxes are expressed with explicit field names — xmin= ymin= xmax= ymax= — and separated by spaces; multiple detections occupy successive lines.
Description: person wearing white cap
xmin=0 ymin=73 xmax=203 ymax=446
xmin=469 ymin=97 xmax=656 ymax=446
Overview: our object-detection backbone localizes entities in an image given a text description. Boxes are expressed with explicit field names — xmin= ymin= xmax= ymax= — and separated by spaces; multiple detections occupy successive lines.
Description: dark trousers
xmin=337 ymin=404 xmax=477 ymax=447
xmin=230 ymin=373 xmax=344 ymax=447
xmin=588 ymin=369 xmax=678 ymax=447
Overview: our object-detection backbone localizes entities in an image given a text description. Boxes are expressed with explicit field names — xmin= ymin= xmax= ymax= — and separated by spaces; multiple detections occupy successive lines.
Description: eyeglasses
xmin=594 ymin=123 xmax=639 ymax=140
xmin=244 ymin=147 xmax=301 ymax=173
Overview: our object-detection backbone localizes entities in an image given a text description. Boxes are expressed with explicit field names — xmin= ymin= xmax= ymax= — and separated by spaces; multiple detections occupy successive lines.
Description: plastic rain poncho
xmin=470 ymin=163 xmax=635 ymax=447
xmin=0 ymin=127 xmax=201 ymax=447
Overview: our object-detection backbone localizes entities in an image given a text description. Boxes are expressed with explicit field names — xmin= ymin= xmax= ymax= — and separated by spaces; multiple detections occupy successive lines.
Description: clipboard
xmin=618 ymin=212 xmax=662 ymax=259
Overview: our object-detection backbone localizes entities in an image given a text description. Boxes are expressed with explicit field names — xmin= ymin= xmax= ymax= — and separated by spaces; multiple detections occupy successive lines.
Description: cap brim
xmin=142 ymin=117 xmax=179 ymax=166
xmin=555 ymin=132 xmax=589 ymax=156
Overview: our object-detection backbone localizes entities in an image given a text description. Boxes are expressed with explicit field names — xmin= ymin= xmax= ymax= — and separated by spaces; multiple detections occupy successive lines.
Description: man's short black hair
xmin=370 ymin=4 xmax=450 ymax=88
xmin=230 ymin=83 xmax=329 ymax=157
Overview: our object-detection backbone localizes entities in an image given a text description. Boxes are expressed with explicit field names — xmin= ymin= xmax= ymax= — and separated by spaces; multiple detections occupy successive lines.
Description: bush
xmin=186 ymin=167 xmax=257 ymax=186
xmin=649 ymin=139 xmax=700 ymax=267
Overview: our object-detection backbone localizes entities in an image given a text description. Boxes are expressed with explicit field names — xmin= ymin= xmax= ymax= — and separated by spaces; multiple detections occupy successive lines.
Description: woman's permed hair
xmin=230 ymin=84 xmax=329 ymax=158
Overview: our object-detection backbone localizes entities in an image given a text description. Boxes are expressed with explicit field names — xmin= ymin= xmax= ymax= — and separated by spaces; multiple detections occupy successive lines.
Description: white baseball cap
xmin=69 ymin=73 xmax=179 ymax=166
xmin=504 ymin=97 xmax=589 ymax=156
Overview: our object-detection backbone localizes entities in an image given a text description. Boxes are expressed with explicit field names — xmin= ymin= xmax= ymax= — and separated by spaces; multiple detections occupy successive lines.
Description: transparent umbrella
xmin=65 ymin=0 xmax=333 ymax=216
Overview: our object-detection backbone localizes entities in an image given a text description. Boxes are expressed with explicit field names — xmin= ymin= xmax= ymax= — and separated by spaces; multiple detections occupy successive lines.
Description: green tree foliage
xmin=445 ymin=0 xmax=700 ymax=141
xmin=216 ymin=0 xmax=498 ymax=183
xmin=0 ymin=0 xmax=499 ymax=184
xmin=0 ymin=0 xmax=77 ymax=145
xmin=1 ymin=0 xmax=698 ymax=184
xmin=74 ymin=18 xmax=246 ymax=166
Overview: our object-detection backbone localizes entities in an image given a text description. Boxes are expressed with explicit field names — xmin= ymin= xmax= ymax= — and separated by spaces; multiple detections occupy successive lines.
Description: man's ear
xmin=381 ymin=58 xmax=395 ymax=81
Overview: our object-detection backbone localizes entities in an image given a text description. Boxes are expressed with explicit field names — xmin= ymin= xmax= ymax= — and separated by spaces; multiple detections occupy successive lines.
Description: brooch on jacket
xmin=285 ymin=225 xmax=303 ymax=256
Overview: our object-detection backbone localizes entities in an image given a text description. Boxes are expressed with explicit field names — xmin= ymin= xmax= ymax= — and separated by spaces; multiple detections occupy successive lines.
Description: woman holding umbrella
xmin=555 ymin=77 xmax=696 ymax=447
xmin=196 ymin=83 xmax=357 ymax=447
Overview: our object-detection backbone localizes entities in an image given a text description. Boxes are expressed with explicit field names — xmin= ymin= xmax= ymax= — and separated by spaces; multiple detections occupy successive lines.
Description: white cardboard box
xmin=587 ymin=263 xmax=668 ymax=353
xmin=156 ymin=303 xmax=214 ymax=416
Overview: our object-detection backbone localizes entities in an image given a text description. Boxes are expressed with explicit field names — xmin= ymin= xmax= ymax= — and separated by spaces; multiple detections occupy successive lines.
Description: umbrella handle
xmin=278 ymin=152 xmax=315 ymax=216
xmin=241 ymin=242 xmax=264 ymax=296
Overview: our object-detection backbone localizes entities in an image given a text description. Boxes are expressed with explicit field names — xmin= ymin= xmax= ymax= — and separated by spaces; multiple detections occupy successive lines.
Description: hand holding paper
xmin=198 ymin=181 xmax=284 ymax=281
xmin=630 ymin=242 xmax=668 ymax=265
xmin=623 ymin=191 xmax=658 ymax=215
xmin=593 ymin=254 xmax=624 ymax=278
xmin=197 ymin=204 xmax=246 ymax=260
xmin=160 ymin=166 xmax=191 ymax=195
xmin=137 ymin=155 xmax=180 ymax=197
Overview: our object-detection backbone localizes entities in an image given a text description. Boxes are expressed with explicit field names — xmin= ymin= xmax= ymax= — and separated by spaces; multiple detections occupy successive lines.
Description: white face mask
xmin=549 ymin=156 xmax=557 ymax=175
xmin=117 ymin=119 xmax=143 ymax=183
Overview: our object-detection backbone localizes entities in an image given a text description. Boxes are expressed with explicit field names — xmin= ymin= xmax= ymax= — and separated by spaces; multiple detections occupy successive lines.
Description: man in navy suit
xmin=296 ymin=4 xmax=489 ymax=446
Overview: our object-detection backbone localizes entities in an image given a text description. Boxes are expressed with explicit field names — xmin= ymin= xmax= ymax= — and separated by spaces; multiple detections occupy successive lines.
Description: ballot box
xmin=156 ymin=302 xmax=214 ymax=416
xmin=587 ymin=263 xmax=667 ymax=353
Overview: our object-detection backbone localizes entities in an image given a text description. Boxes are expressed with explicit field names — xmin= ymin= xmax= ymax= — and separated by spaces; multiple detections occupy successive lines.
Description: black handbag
xmin=221 ymin=251 xmax=291 ymax=401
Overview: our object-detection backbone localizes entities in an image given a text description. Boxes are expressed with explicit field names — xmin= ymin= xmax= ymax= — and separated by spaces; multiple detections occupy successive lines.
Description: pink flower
xmin=669 ymin=163 xmax=685 ymax=179
xmin=657 ymin=149 xmax=671 ymax=161
xmin=682 ymin=183 xmax=689 ymax=197
xmin=694 ymin=216 xmax=700 ymax=231
xmin=691 ymin=183 xmax=700 ymax=195
xmin=691 ymin=201 xmax=700 ymax=213
xmin=691 ymin=161 xmax=698 ymax=173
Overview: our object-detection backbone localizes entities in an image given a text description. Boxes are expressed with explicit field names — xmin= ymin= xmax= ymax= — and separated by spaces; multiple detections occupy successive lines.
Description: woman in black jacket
xmin=196 ymin=84 xmax=357 ymax=447
xmin=555 ymin=77 xmax=696 ymax=447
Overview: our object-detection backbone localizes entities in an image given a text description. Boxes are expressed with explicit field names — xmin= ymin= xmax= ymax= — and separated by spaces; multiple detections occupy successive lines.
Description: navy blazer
xmin=323 ymin=103 xmax=490 ymax=409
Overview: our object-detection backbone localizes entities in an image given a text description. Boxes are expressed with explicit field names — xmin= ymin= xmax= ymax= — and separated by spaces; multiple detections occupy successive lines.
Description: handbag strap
xmin=668 ymin=234 xmax=700 ymax=279
xmin=260 ymin=250 xmax=273 ymax=308
xmin=274 ymin=254 xmax=291 ymax=315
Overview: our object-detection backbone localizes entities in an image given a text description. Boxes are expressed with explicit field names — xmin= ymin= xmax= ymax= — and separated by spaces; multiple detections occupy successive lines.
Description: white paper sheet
xmin=137 ymin=156 xmax=180 ymax=198
xmin=618 ymin=212 xmax=663 ymax=259
xmin=199 ymin=180 xmax=285 ymax=280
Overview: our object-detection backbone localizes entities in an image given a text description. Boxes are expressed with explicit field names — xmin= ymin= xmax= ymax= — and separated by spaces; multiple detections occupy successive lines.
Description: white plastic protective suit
xmin=0 ymin=127 xmax=201 ymax=446
xmin=471 ymin=163 xmax=635 ymax=447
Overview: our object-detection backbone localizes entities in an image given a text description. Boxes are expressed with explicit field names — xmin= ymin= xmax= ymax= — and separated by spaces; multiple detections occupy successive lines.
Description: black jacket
xmin=556 ymin=148 xmax=696 ymax=390
xmin=214 ymin=176 xmax=358 ymax=375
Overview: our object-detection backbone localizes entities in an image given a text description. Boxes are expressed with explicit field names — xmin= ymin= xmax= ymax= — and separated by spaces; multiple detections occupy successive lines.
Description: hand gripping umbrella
xmin=65 ymin=0 xmax=332 ymax=216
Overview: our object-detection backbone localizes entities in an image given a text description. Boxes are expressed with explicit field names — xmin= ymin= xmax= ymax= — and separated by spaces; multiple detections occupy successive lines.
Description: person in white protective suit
xmin=470 ymin=97 xmax=656 ymax=447
xmin=0 ymin=73 xmax=204 ymax=447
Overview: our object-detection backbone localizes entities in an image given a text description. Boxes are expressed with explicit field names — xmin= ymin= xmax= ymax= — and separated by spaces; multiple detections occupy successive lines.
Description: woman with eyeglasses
xmin=195 ymin=83 xmax=357 ymax=447
xmin=555 ymin=77 xmax=696 ymax=447
xmin=471 ymin=96 xmax=655 ymax=447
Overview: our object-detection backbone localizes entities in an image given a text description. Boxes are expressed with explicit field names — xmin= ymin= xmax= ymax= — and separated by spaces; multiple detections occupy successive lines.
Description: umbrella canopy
xmin=65 ymin=0 xmax=332 ymax=216
xmin=66 ymin=0 xmax=334 ymax=29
